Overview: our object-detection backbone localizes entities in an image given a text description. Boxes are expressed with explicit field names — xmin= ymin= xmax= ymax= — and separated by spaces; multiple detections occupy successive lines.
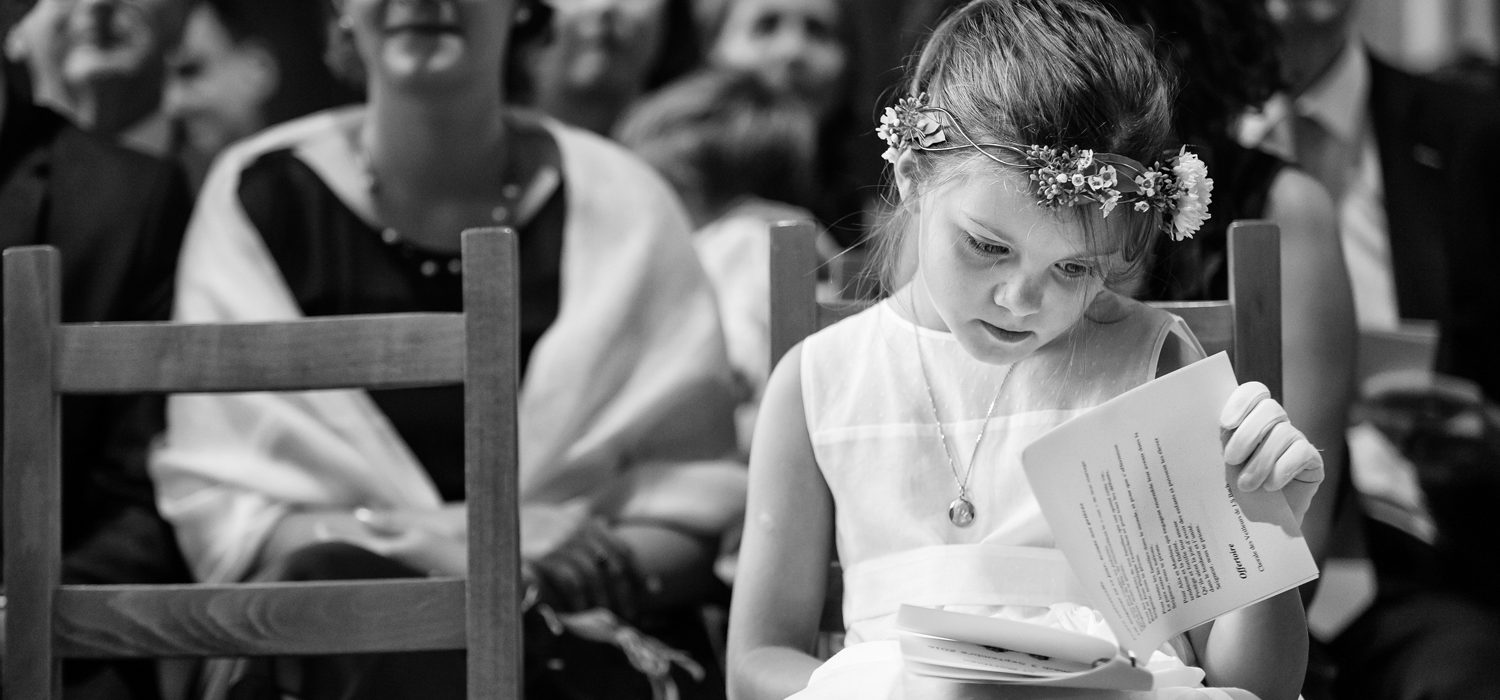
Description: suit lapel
xmin=1368 ymin=56 xmax=1448 ymax=321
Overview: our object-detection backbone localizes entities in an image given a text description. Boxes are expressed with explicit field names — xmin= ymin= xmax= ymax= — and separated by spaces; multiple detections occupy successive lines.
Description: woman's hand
xmin=319 ymin=504 xmax=469 ymax=576
xmin=1220 ymin=382 xmax=1324 ymax=525
xmin=525 ymin=518 xmax=644 ymax=621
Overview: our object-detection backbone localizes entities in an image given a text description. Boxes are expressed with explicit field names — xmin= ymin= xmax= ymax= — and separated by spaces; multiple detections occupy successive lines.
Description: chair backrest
xmin=3 ymin=228 xmax=523 ymax=699
xmin=771 ymin=219 xmax=1282 ymax=395
xmin=767 ymin=218 xmax=1283 ymax=643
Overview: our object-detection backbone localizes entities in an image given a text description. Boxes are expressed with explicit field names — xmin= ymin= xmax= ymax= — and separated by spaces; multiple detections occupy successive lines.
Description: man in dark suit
xmin=1245 ymin=1 xmax=1500 ymax=699
xmin=1246 ymin=0 xmax=1500 ymax=399
xmin=1363 ymin=58 xmax=1500 ymax=401
xmin=0 ymin=1 xmax=192 ymax=695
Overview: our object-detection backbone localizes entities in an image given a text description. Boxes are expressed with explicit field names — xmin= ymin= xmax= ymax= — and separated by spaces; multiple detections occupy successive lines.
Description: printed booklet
xmin=898 ymin=353 xmax=1320 ymax=689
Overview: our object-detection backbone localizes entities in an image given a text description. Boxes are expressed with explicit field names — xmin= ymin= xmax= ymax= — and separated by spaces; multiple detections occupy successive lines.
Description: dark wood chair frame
xmin=3 ymin=227 xmax=524 ymax=699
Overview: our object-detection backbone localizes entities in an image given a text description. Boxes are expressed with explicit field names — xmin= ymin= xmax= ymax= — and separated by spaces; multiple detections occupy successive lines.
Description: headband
xmin=877 ymin=93 xmax=1213 ymax=241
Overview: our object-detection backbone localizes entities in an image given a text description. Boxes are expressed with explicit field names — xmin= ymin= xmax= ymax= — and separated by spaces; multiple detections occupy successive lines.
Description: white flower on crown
xmin=876 ymin=95 xmax=947 ymax=164
xmin=1169 ymin=150 xmax=1213 ymax=241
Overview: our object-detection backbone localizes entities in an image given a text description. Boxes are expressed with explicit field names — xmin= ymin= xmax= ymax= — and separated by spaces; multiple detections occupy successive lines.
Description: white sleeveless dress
xmin=790 ymin=294 xmax=1233 ymax=699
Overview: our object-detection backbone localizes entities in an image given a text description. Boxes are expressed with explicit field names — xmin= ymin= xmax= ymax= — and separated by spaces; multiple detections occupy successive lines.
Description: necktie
xmin=1292 ymin=113 xmax=1357 ymax=200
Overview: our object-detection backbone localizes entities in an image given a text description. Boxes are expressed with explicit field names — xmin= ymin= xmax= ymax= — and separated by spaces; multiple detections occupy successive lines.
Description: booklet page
xmin=1021 ymin=353 xmax=1319 ymax=660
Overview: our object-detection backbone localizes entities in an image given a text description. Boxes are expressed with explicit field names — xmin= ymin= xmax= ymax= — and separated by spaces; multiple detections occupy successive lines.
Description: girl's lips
xmin=981 ymin=321 xmax=1033 ymax=343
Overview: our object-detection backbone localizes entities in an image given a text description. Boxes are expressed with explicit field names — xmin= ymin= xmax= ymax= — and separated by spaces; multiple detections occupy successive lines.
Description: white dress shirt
xmin=1239 ymin=39 xmax=1401 ymax=332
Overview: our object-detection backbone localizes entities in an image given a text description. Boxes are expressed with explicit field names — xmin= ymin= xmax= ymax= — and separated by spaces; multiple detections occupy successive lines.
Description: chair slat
xmin=1227 ymin=220 xmax=1283 ymax=400
xmin=54 ymin=580 xmax=467 ymax=657
xmin=4 ymin=229 xmax=521 ymax=700
xmin=460 ymin=230 xmax=524 ymax=696
xmin=56 ymin=314 xmax=466 ymax=393
xmin=770 ymin=220 xmax=824 ymax=366
xmin=1153 ymin=301 xmax=1234 ymax=358
xmin=3 ymin=246 xmax=65 ymax=697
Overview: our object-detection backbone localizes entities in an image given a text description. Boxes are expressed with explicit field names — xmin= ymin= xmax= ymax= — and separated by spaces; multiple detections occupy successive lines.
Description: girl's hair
xmin=614 ymin=67 xmax=818 ymax=222
xmin=873 ymin=0 xmax=1175 ymax=293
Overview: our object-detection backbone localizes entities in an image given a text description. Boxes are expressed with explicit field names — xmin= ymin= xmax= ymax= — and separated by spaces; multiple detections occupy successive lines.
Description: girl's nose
xmin=993 ymin=275 xmax=1043 ymax=317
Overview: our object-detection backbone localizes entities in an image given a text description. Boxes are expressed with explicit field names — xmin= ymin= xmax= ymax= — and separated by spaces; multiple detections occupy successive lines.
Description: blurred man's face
xmin=1265 ymin=0 xmax=1359 ymax=91
xmin=710 ymin=0 xmax=845 ymax=121
xmin=1264 ymin=0 xmax=1358 ymax=41
xmin=162 ymin=4 xmax=271 ymax=158
xmin=60 ymin=0 xmax=190 ymax=85
xmin=523 ymin=0 xmax=669 ymax=95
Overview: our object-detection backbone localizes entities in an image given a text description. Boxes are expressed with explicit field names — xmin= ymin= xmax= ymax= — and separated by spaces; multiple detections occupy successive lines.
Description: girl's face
xmin=905 ymin=170 xmax=1114 ymax=366
xmin=527 ymin=0 xmax=668 ymax=94
xmin=339 ymin=0 xmax=510 ymax=94
xmin=711 ymin=0 xmax=844 ymax=120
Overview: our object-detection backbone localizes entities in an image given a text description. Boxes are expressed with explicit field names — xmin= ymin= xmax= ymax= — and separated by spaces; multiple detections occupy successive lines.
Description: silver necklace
xmin=354 ymin=133 xmax=560 ymax=278
xmin=908 ymin=300 xmax=1005 ymax=528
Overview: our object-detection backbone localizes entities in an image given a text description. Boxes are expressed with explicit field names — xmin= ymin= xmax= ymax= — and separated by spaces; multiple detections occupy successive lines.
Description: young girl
xmin=726 ymin=2 xmax=1323 ymax=699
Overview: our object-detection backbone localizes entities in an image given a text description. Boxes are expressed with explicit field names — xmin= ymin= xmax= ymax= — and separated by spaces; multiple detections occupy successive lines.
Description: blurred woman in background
xmin=508 ymin=0 xmax=701 ymax=136
xmin=151 ymin=0 xmax=743 ymax=697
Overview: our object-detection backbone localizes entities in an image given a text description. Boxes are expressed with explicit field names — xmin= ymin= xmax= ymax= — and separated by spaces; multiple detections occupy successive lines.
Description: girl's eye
xmin=1055 ymin=261 xmax=1094 ymax=278
xmin=962 ymin=234 xmax=1009 ymax=257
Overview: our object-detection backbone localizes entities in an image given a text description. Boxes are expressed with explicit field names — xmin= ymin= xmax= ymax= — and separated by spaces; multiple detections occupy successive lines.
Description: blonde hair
xmin=873 ymin=0 xmax=1175 ymax=293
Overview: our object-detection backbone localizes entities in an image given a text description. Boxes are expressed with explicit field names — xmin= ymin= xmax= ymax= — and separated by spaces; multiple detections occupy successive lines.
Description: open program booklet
xmin=898 ymin=353 xmax=1320 ymax=689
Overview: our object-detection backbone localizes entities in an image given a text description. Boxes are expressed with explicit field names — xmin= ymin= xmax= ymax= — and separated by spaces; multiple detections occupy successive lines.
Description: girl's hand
xmin=1220 ymin=382 xmax=1324 ymax=525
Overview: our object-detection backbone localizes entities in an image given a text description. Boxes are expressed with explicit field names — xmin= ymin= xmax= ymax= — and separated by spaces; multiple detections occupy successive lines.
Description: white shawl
xmin=150 ymin=107 xmax=741 ymax=583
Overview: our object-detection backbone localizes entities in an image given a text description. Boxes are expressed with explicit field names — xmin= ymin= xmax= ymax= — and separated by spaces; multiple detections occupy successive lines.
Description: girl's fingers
xmin=1237 ymin=421 xmax=1300 ymax=491
xmin=1223 ymin=396 xmax=1288 ymax=466
xmin=1271 ymin=437 xmax=1323 ymax=491
xmin=1219 ymin=381 xmax=1272 ymax=431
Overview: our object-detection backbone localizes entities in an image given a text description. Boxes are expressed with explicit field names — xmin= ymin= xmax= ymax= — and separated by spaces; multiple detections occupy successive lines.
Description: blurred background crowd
xmin=0 ymin=0 xmax=1497 ymax=699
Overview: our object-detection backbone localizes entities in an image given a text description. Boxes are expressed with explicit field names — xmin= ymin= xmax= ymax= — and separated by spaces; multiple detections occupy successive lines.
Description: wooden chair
xmin=768 ymin=218 xmax=1283 ymax=647
xmin=3 ymin=227 xmax=523 ymax=699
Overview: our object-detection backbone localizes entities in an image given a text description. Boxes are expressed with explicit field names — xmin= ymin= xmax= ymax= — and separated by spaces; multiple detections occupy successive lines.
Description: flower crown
xmin=877 ymin=93 xmax=1213 ymax=241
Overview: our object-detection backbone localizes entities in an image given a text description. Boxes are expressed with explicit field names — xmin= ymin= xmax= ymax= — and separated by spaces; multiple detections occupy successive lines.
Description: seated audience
xmin=162 ymin=0 xmax=360 ymax=188
xmin=5 ymin=0 xmax=191 ymax=156
xmin=1331 ymin=372 xmax=1500 ymax=699
xmin=0 ymin=3 xmax=193 ymax=697
xmin=698 ymin=0 xmax=877 ymax=248
xmin=616 ymin=67 xmax=831 ymax=458
xmin=1243 ymin=0 xmax=1500 ymax=400
xmin=509 ymin=0 xmax=701 ymax=136
xmin=1239 ymin=1 xmax=1500 ymax=698
xmin=149 ymin=1 xmax=743 ymax=698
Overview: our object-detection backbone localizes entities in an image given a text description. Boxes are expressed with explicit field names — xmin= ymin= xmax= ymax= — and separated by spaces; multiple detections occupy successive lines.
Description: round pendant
xmin=948 ymin=497 xmax=976 ymax=527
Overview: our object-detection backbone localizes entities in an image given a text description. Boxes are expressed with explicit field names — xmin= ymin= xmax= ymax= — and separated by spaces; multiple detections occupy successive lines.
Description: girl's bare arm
xmin=727 ymin=344 xmax=837 ymax=700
